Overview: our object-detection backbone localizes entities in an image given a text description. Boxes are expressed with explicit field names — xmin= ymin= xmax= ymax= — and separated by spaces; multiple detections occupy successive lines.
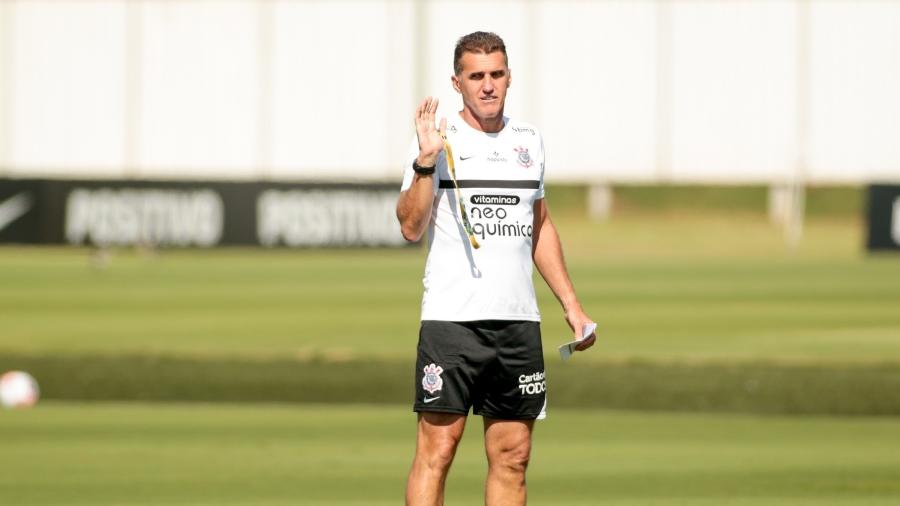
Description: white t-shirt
xmin=400 ymin=115 xmax=546 ymax=322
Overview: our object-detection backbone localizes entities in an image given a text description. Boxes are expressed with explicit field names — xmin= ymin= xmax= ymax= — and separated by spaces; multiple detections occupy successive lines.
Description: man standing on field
xmin=396 ymin=31 xmax=596 ymax=505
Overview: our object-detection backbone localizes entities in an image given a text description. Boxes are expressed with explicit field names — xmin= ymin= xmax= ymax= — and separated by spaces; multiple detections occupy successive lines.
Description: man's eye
xmin=491 ymin=71 xmax=505 ymax=78
xmin=470 ymin=73 xmax=484 ymax=80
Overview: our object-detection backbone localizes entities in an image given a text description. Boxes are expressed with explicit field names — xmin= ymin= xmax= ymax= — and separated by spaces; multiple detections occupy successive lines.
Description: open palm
xmin=415 ymin=96 xmax=446 ymax=165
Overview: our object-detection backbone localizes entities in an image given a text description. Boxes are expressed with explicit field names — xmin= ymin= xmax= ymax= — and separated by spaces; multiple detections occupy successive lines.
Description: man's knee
xmin=487 ymin=439 xmax=531 ymax=474
xmin=416 ymin=413 xmax=466 ymax=474
xmin=423 ymin=436 xmax=460 ymax=473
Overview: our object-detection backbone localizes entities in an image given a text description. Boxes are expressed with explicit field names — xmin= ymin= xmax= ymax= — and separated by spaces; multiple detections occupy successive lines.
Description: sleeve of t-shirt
xmin=536 ymin=132 xmax=546 ymax=200
xmin=399 ymin=136 xmax=439 ymax=195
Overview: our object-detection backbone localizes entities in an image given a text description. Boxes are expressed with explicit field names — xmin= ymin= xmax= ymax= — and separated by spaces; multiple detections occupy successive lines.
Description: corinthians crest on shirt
xmin=422 ymin=363 xmax=444 ymax=394
xmin=514 ymin=146 xmax=533 ymax=168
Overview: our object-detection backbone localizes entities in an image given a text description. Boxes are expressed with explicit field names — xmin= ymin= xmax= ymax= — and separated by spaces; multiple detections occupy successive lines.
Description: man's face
xmin=452 ymin=51 xmax=511 ymax=123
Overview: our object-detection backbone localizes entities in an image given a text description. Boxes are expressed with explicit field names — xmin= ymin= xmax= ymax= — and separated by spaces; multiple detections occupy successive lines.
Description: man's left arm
xmin=532 ymin=198 xmax=596 ymax=351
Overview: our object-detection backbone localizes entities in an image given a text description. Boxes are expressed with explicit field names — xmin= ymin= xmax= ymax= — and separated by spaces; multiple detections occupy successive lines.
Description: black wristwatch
xmin=412 ymin=160 xmax=436 ymax=175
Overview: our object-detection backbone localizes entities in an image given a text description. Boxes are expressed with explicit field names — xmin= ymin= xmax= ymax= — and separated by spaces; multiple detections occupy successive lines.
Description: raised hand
xmin=414 ymin=96 xmax=447 ymax=167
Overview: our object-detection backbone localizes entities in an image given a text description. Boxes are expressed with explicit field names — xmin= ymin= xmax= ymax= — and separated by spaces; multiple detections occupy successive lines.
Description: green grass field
xmin=2 ymin=212 xmax=898 ymax=363
xmin=2 ymin=189 xmax=900 ymax=503
xmin=2 ymin=403 xmax=899 ymax=505
xmin=3 ymin=209 xmax=900 ymax=416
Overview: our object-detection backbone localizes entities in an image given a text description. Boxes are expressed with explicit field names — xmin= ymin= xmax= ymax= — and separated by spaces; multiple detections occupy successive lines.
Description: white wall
xmin=7 ymin=1 xmax=127 ymax=176
xmin=0 ymin=0 xmax=898 ymax=184
xmin=808 ymin=0 xmax=900 ymax=183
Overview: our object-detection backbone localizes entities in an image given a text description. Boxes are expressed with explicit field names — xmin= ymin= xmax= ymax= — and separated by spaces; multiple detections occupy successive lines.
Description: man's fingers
xmin=415 ymin=96 xmax=443 ymax=134
xmin=416 ymin=98 xmax=428 ymax=120
xmin=438 ymin=117 xmax=447 ymax=137
xmin=423 ymin=99 xmax=435 ymax=129
xmin=415 ymin=97 xmax=434 ymax=125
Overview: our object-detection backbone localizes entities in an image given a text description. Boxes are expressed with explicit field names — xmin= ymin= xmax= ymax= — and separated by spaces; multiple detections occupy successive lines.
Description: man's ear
xmin=451 ymin=74 xmax=461 ymax=94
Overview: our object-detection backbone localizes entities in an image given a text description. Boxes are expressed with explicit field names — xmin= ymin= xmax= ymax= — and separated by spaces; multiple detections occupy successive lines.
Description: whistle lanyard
xmin=441 ymin=134 xmax=481 ymax=249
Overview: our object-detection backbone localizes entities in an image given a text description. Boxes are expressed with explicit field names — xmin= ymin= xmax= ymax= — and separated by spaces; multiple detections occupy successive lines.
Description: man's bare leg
xmin=406 ymin=412 xmax=467 ymax=506
xmin=483 ymin=417 xmax=534 ymax=506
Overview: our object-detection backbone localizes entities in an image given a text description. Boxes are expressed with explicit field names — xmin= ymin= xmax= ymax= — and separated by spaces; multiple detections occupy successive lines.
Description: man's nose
xmin=482 ymin=78 xmax=494 ymax=94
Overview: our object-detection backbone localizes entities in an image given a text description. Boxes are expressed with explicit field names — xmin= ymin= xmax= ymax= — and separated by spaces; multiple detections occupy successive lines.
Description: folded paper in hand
xmin=558 ymin=323 xmax=597 ymax=362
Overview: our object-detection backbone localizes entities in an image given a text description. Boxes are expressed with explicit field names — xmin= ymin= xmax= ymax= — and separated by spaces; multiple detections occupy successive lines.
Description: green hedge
xmin=3 ymin=352 xmax=899 ymax=416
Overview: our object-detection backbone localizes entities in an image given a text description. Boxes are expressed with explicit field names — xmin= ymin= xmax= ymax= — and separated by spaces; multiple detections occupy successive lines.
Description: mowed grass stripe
xmin=1 ymin=403 xmax=899 ymax=505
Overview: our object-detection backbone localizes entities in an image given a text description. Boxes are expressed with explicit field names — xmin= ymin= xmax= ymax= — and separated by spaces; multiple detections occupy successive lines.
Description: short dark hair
xmin=453 ymin=31 xmax=508 ymax=75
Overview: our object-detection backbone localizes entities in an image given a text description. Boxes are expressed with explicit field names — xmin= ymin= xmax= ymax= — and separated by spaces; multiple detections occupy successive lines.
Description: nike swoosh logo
xmin=0 ymin=192 xmax=33 ymax=233
xmin=423 ymin=396 xmax=441 ymax=403
xmin=460 ymin=156 xmax=474 ymax=161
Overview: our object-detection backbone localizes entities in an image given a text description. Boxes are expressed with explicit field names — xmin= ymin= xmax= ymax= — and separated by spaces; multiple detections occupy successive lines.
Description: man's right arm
xmin=397 ymin=172 xmax=436 ymax=242
xmin=397 ymin=96 xmax=446 ymax=242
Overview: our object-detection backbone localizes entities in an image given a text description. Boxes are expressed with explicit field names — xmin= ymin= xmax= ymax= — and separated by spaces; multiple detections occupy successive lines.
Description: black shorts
xmin=413 ymin=320 xmax=546 ymax=420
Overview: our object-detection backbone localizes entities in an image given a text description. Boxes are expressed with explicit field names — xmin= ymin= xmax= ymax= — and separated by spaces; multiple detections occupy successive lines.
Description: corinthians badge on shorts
xmin=514 ymin=146 xmax=533 ymax=168
xmin=422 ymin=363 xmax=444 ymax=394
